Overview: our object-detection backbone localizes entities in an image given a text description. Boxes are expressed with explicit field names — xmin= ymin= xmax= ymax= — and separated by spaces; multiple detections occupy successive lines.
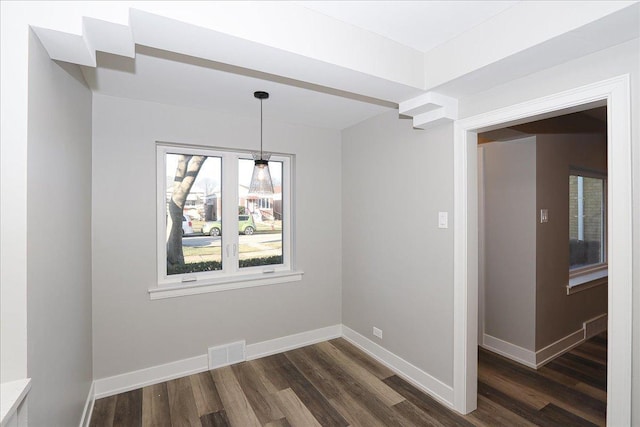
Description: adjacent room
xmin=1 ymin=2 xmax=638 ymax=426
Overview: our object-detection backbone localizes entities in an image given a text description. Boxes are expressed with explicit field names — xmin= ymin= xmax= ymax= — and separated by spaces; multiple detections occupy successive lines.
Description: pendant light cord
xmin=254 ymin=91 xmax=269 ymax=162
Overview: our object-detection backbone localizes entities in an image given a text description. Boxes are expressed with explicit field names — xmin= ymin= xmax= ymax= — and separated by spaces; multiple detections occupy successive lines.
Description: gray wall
xmin=91 ymin=94 xmax=342 ymax=379
xmin=536 ymin=132 xmax=607 ymax=349
xmin=482 ymin=138 xmax=537 ymax=351
xmin=461 ymin=38 xmax=638 ymax=420
xmin=341 ymin=111 xmax=454 ymax=386
xmin=479 ymin=131 xmax=608 ymax=353
xmin=26 ymin=32 xmax=93 ymax=426
xmin=340 ymin=37 xmax=638 ymax=405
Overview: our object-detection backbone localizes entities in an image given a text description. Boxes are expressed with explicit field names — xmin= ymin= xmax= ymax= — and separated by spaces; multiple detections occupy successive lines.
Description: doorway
xmin=475 ymin=109 xmax=608 ymax=425
xmin=451 ymin=75 xmax=632 ymax=425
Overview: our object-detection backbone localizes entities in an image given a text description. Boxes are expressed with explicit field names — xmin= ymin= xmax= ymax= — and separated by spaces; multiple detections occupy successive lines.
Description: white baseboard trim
xmin=584 ymin=313 xmax=607 ymax=339
xmin=342 ymin=325 xmax=454 ymax=408
xmin=94 ymin=354 xmax=209 ymax=399
xmin=482 ymin=334 xmax=537 ymax=369
xmin=483 ymin=328 xmax=589 ymax=370
xmin=246 ymin=324 xmax=342 ymax=360
xmin=93 ymin=324 xmax=342 ymax=399
xmin=79 ymin=381 xmax=95 ymax=427
xmin=535 ymin=328 xmax=584 ymax=368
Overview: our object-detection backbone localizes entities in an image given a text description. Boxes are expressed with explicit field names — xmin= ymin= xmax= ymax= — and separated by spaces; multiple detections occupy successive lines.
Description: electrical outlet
xmin=373 ymin=327 xmax=383 ymax=339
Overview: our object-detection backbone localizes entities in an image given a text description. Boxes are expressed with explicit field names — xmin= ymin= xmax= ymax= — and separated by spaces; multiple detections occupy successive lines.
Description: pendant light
xmin=249 ymin=91 xmax=274 ymax=195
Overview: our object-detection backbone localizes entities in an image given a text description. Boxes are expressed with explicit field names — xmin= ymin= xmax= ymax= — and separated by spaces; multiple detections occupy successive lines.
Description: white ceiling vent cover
xmin=208 ymin=340 xmax=246 ymax=369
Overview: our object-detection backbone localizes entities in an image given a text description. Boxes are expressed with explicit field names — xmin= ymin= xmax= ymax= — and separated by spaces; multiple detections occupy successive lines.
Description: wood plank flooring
xmin=91 ymin=333 xmax=606 ymax=426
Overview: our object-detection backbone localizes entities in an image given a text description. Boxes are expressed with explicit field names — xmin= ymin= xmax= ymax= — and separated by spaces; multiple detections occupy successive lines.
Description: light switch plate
xmin=438 ymin=212 xmax=448 ymax=229
xmin=540 ymin=209 xmax=549 ymax=223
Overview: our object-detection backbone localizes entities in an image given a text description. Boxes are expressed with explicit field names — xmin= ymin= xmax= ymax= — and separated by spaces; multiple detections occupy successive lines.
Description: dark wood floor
xmin=90 ymin=333 xmax=606 ymax=426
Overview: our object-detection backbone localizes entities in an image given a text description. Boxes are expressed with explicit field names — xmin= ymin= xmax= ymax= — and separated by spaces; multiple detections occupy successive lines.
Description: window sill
xmin=567 ymin=268 xmax=607 ymax=295
xmin=149 ymin=270 xmax=304 ymax=300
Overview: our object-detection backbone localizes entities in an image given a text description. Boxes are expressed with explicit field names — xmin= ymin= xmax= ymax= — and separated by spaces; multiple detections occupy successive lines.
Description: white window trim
xmin=152 ymin=143 xmax=301 ymax=299
xmin=149 ymin=270 xmax=303 ymax=300
xmin=568 ymin=168 xmax=607 ymax=289
xmin=567 ymin=267 xmax=607 ymax=294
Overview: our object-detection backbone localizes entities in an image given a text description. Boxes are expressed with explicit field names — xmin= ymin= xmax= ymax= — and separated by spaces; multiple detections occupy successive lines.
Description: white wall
xmin=26 ymin=32 xmax=93 ymax=426
xmin=481 ymin=138 xmax=537 ymax=351
xmin=341 ymin=111 xmax=455 ymax=386
xmin=461 ymin=37 xmax=639 ymax=422
xmin=91 ymin=94 xmax=342 ymax=379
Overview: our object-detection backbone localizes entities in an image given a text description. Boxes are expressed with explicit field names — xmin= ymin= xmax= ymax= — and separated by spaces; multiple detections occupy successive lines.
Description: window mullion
xmin=221 ymin=153 xmax=240 ymax=274
xmin=282 ymin=158 xmax=292 ymax=270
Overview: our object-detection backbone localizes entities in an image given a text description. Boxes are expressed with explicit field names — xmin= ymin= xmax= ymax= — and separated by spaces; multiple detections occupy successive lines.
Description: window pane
xmin=166 ymin=154 xmax=222 ymax=275
xmin=569 ymin=175 xmax=604 ymax=269
xmin=238 ymin=159 xmax=283 ymax=268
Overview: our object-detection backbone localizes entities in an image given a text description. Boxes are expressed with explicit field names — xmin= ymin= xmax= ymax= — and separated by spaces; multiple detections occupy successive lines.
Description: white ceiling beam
xmin=399 ymin=92 xmax=458 ymax=129
xmin=131 ymin=2 xmax=425 ymax=90
xmin=23 ymin=1 xmax=640 ymax=128
xmin=82 ymin=17 xmax=134 ymax=59
xmin=32 ymin=16 xmax=134 ymax=67
xmin=128 ymin=8 xmax=422 ymax=104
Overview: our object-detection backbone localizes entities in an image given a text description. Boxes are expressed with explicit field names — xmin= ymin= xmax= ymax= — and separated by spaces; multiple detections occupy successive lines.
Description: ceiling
xmin=80 ymin=1 xmax=521 ymax=130
xmin=478 ymin=107 xmax=607 ymax=144
xmin=81 ymin=46 xmax=393 ymax=130
xmin=298 ymin=1 xmax=518 ymax=53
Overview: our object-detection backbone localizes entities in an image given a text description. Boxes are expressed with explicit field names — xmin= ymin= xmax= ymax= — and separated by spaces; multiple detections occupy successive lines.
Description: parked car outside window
xmin=202 ymin=215 xmax=256 ymax=236
xmin=182 ymin=215 xmax=193 ymax=236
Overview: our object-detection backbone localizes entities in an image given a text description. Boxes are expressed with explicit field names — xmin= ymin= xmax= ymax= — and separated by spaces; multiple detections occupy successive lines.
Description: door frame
xmin=451 ymin=75 xmax=632 ymax=425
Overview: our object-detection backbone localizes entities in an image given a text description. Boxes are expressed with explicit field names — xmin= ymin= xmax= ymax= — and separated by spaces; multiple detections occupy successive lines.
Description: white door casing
xmin=452 ymin=75 xmax=632 ymax=426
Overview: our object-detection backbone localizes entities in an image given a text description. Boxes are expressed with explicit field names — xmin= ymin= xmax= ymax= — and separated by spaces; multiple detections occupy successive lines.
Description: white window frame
xmin=151 ymin=143 xmax=302 ymax=300
xmin=567 ymin=168 xmax=607 ymax=292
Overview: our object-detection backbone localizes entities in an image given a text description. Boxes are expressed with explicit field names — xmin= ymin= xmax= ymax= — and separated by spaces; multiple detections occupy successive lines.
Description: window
xmin=153 ymin=144 xmax=301 ymax=299
xmin=568 ymin=169 xmax=607 ymax=290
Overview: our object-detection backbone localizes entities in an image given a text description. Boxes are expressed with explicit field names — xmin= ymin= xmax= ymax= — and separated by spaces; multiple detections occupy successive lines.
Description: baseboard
xmin=482 ymin=334 xmax=537 ymax=369
xmin=584 ymin=313 xmax=607 ymax=339
xmin=246 ymin=324 xmax=342 ymax=360
xmin=79 ymin=380 xmax=95 ymax=427
xmin=483 ymin=328 xmax=589 ymax=370
xmin=535 ymin=328 xmax=585 ymax=368
xmin=342 ymin=325 xmax=454 ymax=408
xmin=93 ymin=324 xmax=342 ymax=399
xmin=94 ymin=354 xmax=209 ymax=399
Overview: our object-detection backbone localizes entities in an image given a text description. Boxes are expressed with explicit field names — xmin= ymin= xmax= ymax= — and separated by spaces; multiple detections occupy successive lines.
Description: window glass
xmin=166 ymin=154 xmax=222 ymax=275
xmin=238 ymin=158 xmax=283 ymax=268
xmin=158 ymin=145 xmax=293 ymax=289
xmin=569 ymin=174 xmax=605 ymax=270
